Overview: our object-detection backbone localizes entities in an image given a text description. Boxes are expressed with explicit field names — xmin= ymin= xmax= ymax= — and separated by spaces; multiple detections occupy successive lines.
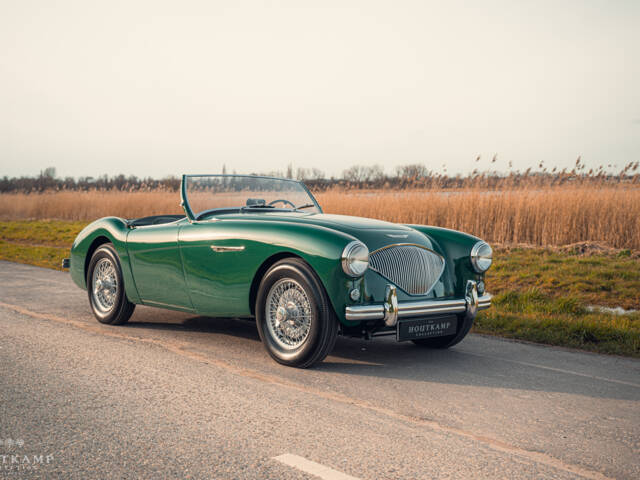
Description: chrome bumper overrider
xmin=344 ymin=281 xmax=492 ymax=326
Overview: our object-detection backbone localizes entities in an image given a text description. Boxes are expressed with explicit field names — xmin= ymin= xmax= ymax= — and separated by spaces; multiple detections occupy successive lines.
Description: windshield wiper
xmin=295 ymin=203 xmax=315 ymax=211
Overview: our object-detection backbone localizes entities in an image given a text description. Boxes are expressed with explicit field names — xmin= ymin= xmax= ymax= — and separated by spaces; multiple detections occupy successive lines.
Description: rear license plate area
xmin=397 ymin=315 xmax=458 ymax=341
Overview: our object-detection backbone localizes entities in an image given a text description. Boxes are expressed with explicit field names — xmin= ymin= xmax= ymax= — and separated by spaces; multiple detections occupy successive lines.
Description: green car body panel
xmin=70 ymin=217 xmax=141 ymax=304
xmin=70 ymin=182 xmax=489 ymax=328
xmin=406 ymin=225 xmax=486 ymax=298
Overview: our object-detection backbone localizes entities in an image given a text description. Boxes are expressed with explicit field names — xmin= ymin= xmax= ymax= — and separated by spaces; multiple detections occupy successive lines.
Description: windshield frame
xmin=180 ymin=174 xmax=323 ymax=221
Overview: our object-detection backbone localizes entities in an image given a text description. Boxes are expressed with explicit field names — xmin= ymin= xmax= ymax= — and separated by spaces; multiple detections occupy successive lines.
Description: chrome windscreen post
xmin=383 ymin=284 xmax=399 ymax=327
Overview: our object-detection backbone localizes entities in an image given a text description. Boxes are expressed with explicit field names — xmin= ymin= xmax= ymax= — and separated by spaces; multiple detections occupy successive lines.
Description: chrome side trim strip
xmin=210 ymin=245 xmax=245 ymax=252
xmin=345 ymin=293 xmax=492 ymax=321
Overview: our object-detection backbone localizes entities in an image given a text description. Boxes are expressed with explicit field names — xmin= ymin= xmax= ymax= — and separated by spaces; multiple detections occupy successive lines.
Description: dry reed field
xmin=0 ymin=186 xmax=639 ymax=250
xmin=317 ymin=187 xmax=640 ymax=251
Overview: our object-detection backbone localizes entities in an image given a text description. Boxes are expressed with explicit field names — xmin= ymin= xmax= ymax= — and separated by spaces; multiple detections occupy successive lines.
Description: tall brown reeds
xmin=0 ymin=186 xmax=638 ymax=250
xmin=316 ymin=187 xmax=640 ymax=250
xmin=0 ymin=191 xmax=181 ymax=221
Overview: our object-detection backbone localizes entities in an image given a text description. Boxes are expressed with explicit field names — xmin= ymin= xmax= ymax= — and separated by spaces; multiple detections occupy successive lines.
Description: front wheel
xmin=255 ymin=258 xmax=338 ymax=368
xmin=87 ymin=243 xmax=135 ymax=325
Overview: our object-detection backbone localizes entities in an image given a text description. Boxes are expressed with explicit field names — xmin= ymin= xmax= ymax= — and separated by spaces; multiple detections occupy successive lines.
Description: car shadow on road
xmin=122 ymin=310 xmax=638 ymax=401
xmin=124 ymin=315 xmax=262 ymax=342
xmin=320 ymin=336 xmax=639 ymax=401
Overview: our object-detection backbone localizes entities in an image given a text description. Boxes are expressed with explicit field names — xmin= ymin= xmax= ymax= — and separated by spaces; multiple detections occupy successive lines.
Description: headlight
xmin=471 ymin=241 xmax=492 ymax=273
xmin=341 ymin=241 xmax=369 ymax=277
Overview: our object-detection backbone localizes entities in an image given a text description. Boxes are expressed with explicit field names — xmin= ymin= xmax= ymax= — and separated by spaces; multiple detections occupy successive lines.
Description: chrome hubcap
xmin=92 ymin=258 xmax=118 ymax=313
xmin=266 ymin=279 xmax=313 ymax=350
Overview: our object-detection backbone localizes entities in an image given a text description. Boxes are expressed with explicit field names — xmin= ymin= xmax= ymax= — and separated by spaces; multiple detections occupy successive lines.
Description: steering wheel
xmin=268 ymin=199 xmax=296 ymax=209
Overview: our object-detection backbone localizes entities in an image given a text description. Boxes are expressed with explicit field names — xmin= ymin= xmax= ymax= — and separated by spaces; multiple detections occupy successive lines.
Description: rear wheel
xmin=411 ymin=312 xmax=473 ymax=349
xmin=256 ymin=258 xmax=338 ymax=368
xmin=87 ymin=243 xmax=135 ymax=325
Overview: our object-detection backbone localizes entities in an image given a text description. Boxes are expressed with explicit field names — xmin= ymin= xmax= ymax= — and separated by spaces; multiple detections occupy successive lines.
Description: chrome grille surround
xmin=369 ymin=243 xmax=445 ymax=296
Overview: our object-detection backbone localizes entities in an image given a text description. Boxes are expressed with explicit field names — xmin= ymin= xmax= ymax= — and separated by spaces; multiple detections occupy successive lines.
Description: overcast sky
xmin=1 ymin=0 xmax=638 ymax=179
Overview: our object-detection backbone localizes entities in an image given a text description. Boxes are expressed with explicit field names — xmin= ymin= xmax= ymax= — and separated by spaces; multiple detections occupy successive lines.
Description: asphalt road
xmin=1 ymin=261 xmax=638 ymax=479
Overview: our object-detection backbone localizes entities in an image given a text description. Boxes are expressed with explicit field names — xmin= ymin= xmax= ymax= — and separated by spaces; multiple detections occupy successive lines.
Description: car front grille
xmin=369 ymin=244 xmax=445 ymax=295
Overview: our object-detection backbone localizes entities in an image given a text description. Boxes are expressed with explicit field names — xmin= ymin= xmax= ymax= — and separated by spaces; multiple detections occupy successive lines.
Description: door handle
xmin=210 ymin=245 xmax=245 ymax=252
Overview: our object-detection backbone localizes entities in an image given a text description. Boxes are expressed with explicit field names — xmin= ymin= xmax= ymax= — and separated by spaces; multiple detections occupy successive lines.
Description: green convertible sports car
xmin=66 ymin=174 xmax=493 ymax=367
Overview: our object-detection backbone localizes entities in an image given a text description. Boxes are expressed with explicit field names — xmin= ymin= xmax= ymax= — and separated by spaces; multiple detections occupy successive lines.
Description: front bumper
xmin=345 ymin=280 xmax=491 ymax=326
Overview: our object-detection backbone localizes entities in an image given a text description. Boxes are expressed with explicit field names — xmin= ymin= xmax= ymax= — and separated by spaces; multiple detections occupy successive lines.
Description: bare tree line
xmin=1 ymin=159 xmax=638 ymax=193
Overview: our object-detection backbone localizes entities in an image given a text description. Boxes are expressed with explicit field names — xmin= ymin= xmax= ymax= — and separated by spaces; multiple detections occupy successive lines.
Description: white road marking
xmin=273 ymin=454 xmax=361 ymax=480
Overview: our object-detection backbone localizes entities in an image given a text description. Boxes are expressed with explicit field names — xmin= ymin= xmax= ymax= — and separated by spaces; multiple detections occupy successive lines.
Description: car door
xmin=178 ymin=219 xmax=258 ymax=317
xmin=127 ymin=222 xmax=194 ymax=311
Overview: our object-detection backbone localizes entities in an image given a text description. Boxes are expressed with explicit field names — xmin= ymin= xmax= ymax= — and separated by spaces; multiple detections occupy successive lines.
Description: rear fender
xmin=70 ymin=217 xmax=141 ymax=304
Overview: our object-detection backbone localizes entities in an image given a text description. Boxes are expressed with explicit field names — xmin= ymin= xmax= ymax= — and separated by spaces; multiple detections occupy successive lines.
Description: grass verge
xmin=1 ymin=220 xmax=638 ymax=357
xmin=0 ymin=220 xmax=85 ymax=269
xmin=479 ymin=247 xmax=639 ymax=356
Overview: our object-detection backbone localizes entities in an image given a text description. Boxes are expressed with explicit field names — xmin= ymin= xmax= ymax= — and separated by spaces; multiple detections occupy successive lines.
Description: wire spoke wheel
xmin=256 ymin=258 xmax=338 ymax=367
xmin=91 ymin=257 xmax=118 ymax=313
xmin=266 ymin=278 xmax=313 ymax=350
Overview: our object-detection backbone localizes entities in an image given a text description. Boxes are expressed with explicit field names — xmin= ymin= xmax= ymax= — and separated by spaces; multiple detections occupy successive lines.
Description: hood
xmin=220 ymin=212 xmax=435 ymax=251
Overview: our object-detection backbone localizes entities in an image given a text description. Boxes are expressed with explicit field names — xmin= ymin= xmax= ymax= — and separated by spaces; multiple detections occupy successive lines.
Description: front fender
xmin=266 ymin=224 xmax=361 ymax=326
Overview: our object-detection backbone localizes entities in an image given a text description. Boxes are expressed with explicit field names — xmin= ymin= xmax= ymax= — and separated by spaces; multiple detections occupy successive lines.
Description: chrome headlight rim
xmin=470 ymin=241 xmax=493 ymax=273
xmin=341 ymin=241 xmax=369 ymax=277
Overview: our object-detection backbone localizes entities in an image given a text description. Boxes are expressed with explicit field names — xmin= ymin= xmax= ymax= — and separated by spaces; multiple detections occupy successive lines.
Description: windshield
xmin=182 ymin=175 xmax=321 ymax=220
